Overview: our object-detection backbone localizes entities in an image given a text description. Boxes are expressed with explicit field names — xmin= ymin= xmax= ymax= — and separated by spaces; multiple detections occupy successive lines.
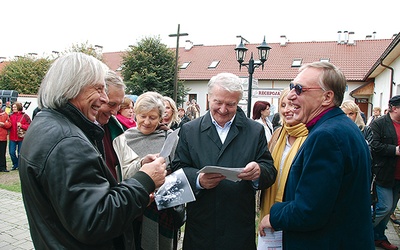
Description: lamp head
xmin=257 ymin=36 xmax=272 ymax=64
xmin=235 ymin=38 xmax=248 ymax=65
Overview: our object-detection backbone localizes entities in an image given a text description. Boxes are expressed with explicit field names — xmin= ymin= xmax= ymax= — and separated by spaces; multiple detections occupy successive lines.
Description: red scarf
xmin=116 ymin=114 xmax=136 ymax=128
xmin=306 ymin=107 xmax=334 ymax=129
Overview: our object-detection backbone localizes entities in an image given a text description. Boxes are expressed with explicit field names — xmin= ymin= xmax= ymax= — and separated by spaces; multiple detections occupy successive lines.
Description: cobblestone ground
xmin=0 ymin=187 xmax=399 ymax=250
xmin=0 ymin=189 xmax=34 ymax=250
xmin=0 ymin=188 xmax=183 ymax=250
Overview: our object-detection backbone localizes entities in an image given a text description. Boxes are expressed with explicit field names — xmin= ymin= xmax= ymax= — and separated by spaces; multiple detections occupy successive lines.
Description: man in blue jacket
xmin=259 ymin=62 xmax=374 ymax=249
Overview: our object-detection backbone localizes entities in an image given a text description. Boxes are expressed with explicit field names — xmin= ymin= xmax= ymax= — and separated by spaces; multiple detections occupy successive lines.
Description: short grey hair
xmin=298 ymin=61 xmax=346 ymax=107
xmin=38 ymin=52 xmax=109 ymax=109
xmin=134 ymin=92 xmax=165 ymax=121
xmin=105 ymin=70 xmax=126 ymax=93
xmin=207 ymin=72 xmax=243 ymax=101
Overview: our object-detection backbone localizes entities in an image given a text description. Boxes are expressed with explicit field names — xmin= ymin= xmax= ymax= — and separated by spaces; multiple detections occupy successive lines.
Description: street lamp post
xmin=235 ymin=37 xmax=271 ymax=118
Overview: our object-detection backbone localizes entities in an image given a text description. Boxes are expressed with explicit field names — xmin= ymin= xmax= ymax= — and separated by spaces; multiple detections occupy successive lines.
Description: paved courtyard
xmin=0 ymin=188 xmax=399 ymax=249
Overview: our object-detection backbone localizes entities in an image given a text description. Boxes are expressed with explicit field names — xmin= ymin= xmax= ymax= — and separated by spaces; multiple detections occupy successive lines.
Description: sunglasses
xmin=289 ymin=82 xmax=323 ymax=95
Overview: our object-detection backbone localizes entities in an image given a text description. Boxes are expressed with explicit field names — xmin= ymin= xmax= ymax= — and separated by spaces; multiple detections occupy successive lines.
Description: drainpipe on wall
xmin=380 ymin=60 xmax=395 ymax=98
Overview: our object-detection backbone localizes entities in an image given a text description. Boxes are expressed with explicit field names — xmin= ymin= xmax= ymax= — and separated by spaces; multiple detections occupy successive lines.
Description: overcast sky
xmin=1 ymin=0 xmax=398 ymax=59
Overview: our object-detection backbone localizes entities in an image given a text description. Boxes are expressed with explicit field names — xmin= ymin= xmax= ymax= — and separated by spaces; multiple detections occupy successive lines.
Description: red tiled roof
xmin=101 ymin=39 xmax=394 ymax=82
xmin=102 ymin=51 xmax=125 ymax=74
xmin=0 ymin=61 xmax=9 ymax=73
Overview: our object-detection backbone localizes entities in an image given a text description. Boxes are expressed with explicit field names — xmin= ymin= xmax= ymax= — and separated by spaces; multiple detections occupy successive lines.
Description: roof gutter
xmin=363 ymin=33 xmax=400 ymax=81
xmin=380 ymin=60 xmax=395 ymax=98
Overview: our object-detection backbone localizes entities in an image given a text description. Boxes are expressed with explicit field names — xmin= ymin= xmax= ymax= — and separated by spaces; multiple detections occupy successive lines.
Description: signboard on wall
xmin=253 ymin=89 xmax=282 ymax=98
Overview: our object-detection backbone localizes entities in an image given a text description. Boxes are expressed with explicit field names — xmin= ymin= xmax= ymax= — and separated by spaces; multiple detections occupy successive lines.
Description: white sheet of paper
xmin=159 ymin=129 xmax=179 ymax=159
xmin=197 ymin=166 xmax=243 ymax=182
xmin=257 ymin=228 xmax=282 ymax=250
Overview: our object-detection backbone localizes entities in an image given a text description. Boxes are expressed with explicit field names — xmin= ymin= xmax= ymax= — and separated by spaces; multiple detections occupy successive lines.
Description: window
xmin=180 ymin=62 xmax=191 ymax=69
xmin=291 ymin=59 xmax=302 ymax=67
xmin=320 ymin=58 xmax=330 ymax=62
xmin=208 ymin=60 xmax=220 ymax=69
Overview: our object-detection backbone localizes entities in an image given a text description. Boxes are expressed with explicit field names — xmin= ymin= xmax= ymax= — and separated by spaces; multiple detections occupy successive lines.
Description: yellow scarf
xmin=259 ymin=122 xmax=308 ymax=219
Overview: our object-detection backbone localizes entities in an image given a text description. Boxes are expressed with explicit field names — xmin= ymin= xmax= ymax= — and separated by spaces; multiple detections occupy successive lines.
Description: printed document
xmin=257 ymin=228 xmax=282 ymax=250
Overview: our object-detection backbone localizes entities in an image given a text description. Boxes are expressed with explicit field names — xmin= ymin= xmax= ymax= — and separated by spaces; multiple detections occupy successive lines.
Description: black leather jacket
xmin=370 ymin=113 xmax=398 ymax=187
xmin=19 ymin=103 xmax=154 ymax=249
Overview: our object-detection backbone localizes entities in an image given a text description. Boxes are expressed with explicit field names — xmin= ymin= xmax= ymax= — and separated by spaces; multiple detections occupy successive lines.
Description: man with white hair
xmin=19 ymin=53 xmax=166 ymax=249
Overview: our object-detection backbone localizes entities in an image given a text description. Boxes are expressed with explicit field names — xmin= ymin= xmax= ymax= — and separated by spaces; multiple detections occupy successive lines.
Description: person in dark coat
xmin=370 ymin=95 xmax=400 ymax=250
xmin=172 ymin=72 xmax=276 ymax=250
xmin=177 ymin=108 xmax=190 ymax=128
xmin=259 ymin=62 xmax=374 ymax=249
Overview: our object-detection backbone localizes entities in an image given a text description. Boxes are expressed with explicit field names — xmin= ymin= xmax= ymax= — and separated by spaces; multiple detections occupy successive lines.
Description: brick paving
xmin=0 ymin=187 xmax=399 ymax=249
xmin=0 ymin=189 xmax=33 ymax=250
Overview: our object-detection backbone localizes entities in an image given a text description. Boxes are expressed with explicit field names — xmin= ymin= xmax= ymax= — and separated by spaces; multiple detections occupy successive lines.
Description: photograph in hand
xmin=155 ymin=168 xmax=195 ymax=210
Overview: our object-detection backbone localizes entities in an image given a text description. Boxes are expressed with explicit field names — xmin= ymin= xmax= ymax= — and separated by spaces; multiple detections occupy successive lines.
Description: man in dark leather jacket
xmin=371 ymin=95 xmax=400 ymax=250
xmin=19 ymin=53 xmax=167 ymax=250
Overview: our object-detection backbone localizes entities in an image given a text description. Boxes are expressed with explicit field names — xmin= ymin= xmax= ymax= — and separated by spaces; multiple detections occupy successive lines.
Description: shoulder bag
xmin=17 ymin=114 xmax=27 ymax=138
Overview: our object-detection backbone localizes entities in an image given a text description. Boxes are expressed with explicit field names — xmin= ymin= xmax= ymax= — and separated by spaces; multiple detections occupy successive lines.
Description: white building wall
xmin=373 ymin=56 xmax=400 ymax=112
xmin=182 ymin=78 xmax=366 ymax=118
xmin=391 ymin=57 xmax=400 ymax=97
xmin=17 ymin=95 xmax=38 ymax=119
xmin=183 ymin=81 xmax=209 ymax=116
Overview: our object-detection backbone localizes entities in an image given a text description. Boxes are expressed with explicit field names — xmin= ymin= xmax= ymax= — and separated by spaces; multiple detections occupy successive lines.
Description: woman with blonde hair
xmin=258 ymin=88 xmax=308 ymax=247
xmin=113 ymin=91 xmax=181 ymax=250
xmin=340 ymin=100 xmax=373 ymax=145
xmin=162 ymin=96 xmax=180 ymax=130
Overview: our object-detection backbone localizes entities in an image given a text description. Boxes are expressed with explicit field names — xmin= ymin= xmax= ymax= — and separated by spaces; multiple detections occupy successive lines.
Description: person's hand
xmin=140 ymin=157 xmax=166 ymax=189
xmin=238 ymin=161 xmax=260 ymax=181
xmin=141 ymin=154 xmax=158 ymax=165
xmin=158 ymin=123 xmax=170 ymax=131
xmin=148 ymin=192 xmax=155 ymax=206
xmin=258 ymin=214 xmax=273 ymax=236
xmin=199 ymin=172 xmax=225 ymax=189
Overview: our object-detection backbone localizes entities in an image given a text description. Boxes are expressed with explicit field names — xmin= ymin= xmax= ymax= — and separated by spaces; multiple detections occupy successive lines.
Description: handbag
xmin=17 ymin=114 xmax=27 ymax=139
xmin=17 ymin=126 xmax=26 ymax=138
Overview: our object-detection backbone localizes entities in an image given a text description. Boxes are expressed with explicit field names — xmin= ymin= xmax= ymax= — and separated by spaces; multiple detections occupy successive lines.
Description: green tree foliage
xmin=0 ymin=56 xmax=51 ymax=94
xmin=121 ymin=36 xmax=189 ymax=105
xmin=0 ymin=41 xmax=102 ymax=95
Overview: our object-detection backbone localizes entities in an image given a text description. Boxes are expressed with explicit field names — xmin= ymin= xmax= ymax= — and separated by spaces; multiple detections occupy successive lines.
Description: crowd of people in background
xmin=1 ymin=52 xmax=397 ymax=250
xmin=0 ymin=100 xmax=31 ymax=172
